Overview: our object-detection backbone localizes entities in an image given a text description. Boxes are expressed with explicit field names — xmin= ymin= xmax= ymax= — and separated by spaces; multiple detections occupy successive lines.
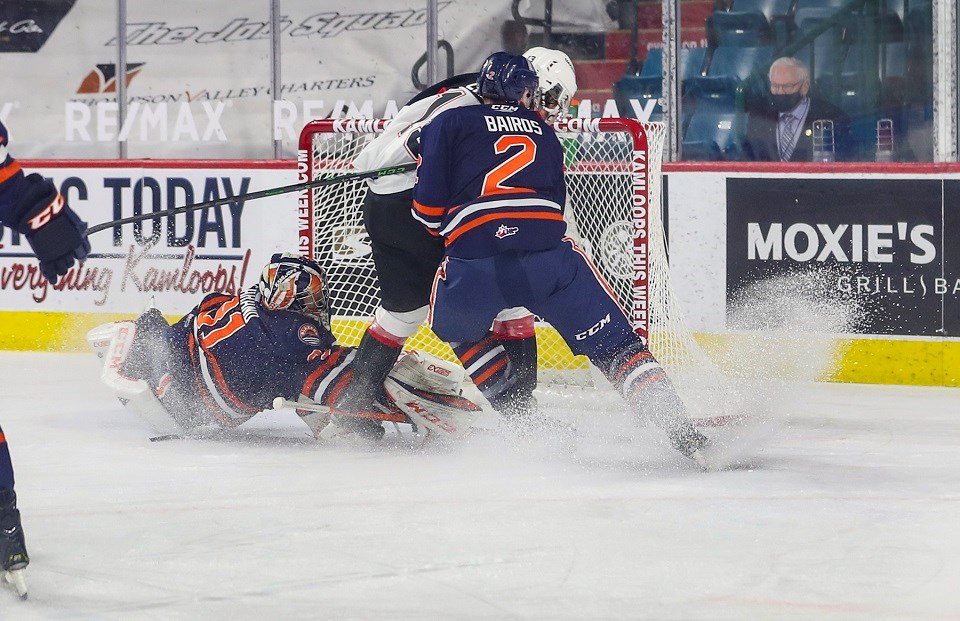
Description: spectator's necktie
xmin=779 ymin=114 xmax=798 ymax=161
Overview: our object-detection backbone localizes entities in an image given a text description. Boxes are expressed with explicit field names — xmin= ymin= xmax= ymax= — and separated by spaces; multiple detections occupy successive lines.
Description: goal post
xmin=297 ymin=117 xmax=709 ymax=387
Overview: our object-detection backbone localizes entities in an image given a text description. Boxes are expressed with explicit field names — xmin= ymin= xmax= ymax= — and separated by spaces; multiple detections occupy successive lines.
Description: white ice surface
xmin=2 ymin=351 xmax=959 ymax=620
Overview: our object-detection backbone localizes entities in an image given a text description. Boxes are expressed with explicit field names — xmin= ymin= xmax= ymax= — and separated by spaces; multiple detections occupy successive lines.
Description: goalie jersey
xmin=411 ymin=104 xmax=567 ymax=258
xmin=158 ymin=288 xmax=356 ymax=425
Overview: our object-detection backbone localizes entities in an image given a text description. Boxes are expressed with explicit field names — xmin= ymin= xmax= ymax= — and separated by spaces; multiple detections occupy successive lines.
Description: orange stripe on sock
xmin=458 ymin=338 xmax=491 ymax=366
xmin=325 ymin=369 xmax=354 ymax=406
xmin=0 ymin=432 xmax=6 ymax=444
xmin=473 ymin=355 xmax=508 ymax=386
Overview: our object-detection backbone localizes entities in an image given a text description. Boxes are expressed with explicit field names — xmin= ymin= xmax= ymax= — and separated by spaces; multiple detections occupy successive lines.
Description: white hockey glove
xmin=383 ymin=351 xmax=482 ymax=445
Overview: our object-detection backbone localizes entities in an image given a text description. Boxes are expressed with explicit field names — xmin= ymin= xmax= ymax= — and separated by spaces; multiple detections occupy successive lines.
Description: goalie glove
xmin=383 ymin=351 xmax=481 ymax=445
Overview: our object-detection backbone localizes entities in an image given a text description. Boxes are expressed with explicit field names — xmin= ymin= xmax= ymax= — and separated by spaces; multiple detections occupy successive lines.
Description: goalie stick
xmin=84 ymin=162 xmax=417 ymax=237
xmin=271 ymin=397 xmax=408 ymax=423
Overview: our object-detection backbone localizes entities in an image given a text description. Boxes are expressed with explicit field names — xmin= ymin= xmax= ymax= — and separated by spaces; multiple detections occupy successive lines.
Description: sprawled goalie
xmin=87 ymin=253 xmax=481 ymax=445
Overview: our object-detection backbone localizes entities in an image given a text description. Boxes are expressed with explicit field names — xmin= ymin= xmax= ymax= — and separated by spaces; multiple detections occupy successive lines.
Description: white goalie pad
xmin=86 ymin=322 xmax=185 ymax=437
xmin=383 ymin=351 xmax=481 ymax=442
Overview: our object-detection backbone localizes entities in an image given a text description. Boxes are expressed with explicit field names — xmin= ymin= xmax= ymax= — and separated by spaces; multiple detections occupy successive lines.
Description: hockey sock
xmin=494 ymin=318 xmax=538 ymax=414
xmin=453 ymin=334 xmax=532 ymax=417
xmin=0 ymin=425 xmax=13 ymax=491
xmin=599 ymin=339 xmax=705 ymax=454
xmin=334 ymin=323 xmax=404 ymax=413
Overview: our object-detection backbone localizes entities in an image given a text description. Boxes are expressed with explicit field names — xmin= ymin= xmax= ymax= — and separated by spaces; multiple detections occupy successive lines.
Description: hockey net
xmin=297 ymin=118 xmax=719 ymax=395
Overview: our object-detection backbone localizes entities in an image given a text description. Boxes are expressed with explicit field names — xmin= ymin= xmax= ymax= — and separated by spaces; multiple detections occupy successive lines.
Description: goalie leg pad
xmin=388 ymin=350 xmax=467 ymax=396
xmin=384 ymin=351 xmax=480 ymax=442
xmin=87 ymin=321 xmax=185 ymax=437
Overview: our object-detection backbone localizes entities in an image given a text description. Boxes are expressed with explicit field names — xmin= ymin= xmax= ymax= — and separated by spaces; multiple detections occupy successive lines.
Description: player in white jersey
xmin=336 ymin=48 xmax=578 ymax=438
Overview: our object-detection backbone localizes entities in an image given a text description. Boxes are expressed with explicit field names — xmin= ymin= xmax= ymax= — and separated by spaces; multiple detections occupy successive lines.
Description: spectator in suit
xmin=743 ymin=57 xmax=852 ymax=161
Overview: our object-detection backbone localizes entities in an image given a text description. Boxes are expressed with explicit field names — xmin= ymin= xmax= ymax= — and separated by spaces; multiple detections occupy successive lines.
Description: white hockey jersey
xmin=352 ymin=85 xmax=482 ymax=195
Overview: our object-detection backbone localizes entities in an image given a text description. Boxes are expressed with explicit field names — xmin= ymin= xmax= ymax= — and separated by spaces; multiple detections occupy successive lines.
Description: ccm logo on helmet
xmin=575 ymin=313 xmax=611 ymax=340
xmin=28 ymin=194 xmax=65 ymax=230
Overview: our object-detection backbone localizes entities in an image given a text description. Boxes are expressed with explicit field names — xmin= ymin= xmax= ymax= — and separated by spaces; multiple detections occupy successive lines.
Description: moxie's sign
xmin=726 ymin=177 xmax=957 ymax=337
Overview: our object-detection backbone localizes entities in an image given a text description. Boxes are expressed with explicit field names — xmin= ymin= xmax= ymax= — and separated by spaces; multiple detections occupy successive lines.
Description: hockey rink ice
xmin=2 ymin=350 xmax=959 ymax=620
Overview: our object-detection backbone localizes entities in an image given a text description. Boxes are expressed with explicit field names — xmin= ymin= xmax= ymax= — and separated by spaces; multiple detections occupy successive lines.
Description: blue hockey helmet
xmin=475 ymin=52 xmax=539 ymax=105
xmin=257 ymin=253 xmax=331 ymax=329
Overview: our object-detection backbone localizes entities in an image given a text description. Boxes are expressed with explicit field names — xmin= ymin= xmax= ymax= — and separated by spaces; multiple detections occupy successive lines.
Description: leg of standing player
xmin=527 ymin=241 xmax=707 ymax=456
xmin=339 ymin=189 xmax=539 ymax=421
xmin=333 ymin=188 xmax=444 ymax=434
xmin=429 ymin=243 xmax=707 ymax=459
xmin=452 ymin=308 xmax=538 ymax=419
xmin=0 ymin=425 xmax=29 ymax=591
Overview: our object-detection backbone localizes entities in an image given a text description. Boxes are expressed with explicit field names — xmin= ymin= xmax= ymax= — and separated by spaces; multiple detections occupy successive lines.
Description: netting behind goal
xmin=297 ymin=118 xmax=717 ymax=393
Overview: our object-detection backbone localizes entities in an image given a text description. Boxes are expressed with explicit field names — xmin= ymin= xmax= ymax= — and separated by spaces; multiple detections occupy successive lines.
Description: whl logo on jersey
xmin=495 ymin=224 xmax=518 ymax=239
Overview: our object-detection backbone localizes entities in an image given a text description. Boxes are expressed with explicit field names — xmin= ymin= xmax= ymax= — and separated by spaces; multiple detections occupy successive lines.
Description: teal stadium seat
xmin=707 ymin=11 xmax=773 ymax=47
xmin=686 ymin=46 xmax=773 ymax=111
xmin=682 ymin=111 xmax=740 ymax=160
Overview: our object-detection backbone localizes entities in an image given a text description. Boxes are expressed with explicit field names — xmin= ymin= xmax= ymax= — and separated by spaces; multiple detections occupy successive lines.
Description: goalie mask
xmin=523 ymin=47 xmax=578 ymax=123
xmin=257 ymin=253 xmax=331 ymax=330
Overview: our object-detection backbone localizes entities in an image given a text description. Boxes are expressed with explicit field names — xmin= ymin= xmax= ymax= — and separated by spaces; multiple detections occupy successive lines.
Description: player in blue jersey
xmin=339 ymin=48 xmax=578 ymax=436
xmin=411 ymin=53 xmax=710 ymax=465
xmin=0 ymin=120 xmax=91 ymax=598
xmin=90 ymin=253 xmax=480 ymax=446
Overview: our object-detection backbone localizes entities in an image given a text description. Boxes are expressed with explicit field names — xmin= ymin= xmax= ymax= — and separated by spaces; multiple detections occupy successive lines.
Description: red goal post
xmin=297 ymin=117 xmax=709 ymax=385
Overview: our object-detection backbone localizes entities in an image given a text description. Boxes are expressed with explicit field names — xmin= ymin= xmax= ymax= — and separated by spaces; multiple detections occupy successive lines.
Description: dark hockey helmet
xmin=475 ymin=52 xmax=539 ymax=106
xmin=257 ymin=253 xmax=331 ymax=329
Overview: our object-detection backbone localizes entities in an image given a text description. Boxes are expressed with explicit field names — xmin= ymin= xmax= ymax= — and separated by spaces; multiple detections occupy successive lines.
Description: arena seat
xmin=614 ymin=47 xmax=708 ymax=120
xmin=682 ymin=111 xmax=740 ymax=160
xmin=707 ymin=11 xmax=773 ymax=47
xmin=640 ymin=47 xmax=663 ymax=78
xmin=731 ymin=0 xmax=794 ymax=46
xmin=686 ymin=46 xmax=772 ymax=111
xmin=731 ymin=0 xmax=794 ymax=22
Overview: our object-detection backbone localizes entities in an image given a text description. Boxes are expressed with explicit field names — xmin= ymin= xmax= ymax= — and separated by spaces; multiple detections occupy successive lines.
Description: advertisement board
xmin=0 ymin=163 xmax=297 ymax=318
xmin=725 ymin=177 xmax=949 ymax=336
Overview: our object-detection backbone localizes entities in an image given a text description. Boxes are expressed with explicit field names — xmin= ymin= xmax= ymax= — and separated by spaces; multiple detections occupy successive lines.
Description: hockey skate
xmin=0 ymin=490 xmax=28 ymax=600
xmin=669 ymin=425 xmax=711 ymax=470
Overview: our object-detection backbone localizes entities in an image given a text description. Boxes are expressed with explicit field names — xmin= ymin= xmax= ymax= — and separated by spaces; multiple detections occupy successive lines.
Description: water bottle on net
xmin=811 ymin=119 xmax=835 ymax=162
xmin=875 ymin=118 xmax=895 ymax=162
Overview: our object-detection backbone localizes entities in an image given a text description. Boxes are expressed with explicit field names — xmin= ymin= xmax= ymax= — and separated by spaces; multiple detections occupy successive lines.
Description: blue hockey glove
xmin=15 ymin=174 xmax=91 ymax=284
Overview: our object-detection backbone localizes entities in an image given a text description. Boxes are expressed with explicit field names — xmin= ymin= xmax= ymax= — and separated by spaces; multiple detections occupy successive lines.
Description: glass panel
xmin=0 ymin=0 xmax=941 ymax=162
xmin=276 ymin=0 xmax=538 ymax=158
xmin=698 ymin=0 xmax=935 ymax=161
xmin=123 ymin=0 xmax=272 ymax=158
xmin=0 ymin=1 xmax=114 ymax=158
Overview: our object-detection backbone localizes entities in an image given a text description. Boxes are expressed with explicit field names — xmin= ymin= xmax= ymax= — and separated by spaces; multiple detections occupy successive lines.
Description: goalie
xmin=88 ymin=253 xmax=481 ymax=445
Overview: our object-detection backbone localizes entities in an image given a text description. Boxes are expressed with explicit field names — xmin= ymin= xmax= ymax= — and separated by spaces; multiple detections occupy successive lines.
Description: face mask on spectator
xmin=770 ymin=92 xmax=803 ymax=113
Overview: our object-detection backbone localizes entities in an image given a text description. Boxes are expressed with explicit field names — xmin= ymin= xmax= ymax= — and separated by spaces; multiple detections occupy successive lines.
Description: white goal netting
xmin=297 ymin=118 xmax=723 ymax=404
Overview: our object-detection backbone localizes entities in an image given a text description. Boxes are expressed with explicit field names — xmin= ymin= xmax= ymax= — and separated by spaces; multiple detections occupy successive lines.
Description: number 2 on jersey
xmin=481 ymin=135 xmax=537 ymax=196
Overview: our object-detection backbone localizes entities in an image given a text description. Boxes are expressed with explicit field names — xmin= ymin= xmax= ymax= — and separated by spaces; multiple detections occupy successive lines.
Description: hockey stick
xmin=271 ymin=397 xmax=409 ymax=424
xmin=84 ymin=162 xmax=417 ymax=237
